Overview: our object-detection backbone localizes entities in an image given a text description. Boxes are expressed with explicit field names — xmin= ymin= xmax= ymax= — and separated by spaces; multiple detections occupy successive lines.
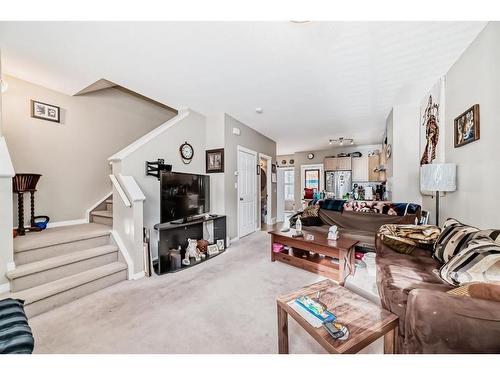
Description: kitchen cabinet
xmin=368 ymin=154 xmax=381 ymax=182
xmin=352 ymin=156 xmax=368 ymax=181
xmin=324 ymin=156 xmax=352 ymax=171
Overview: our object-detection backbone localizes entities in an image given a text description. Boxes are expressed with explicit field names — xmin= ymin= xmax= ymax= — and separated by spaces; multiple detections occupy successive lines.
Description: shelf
xmin=273 ymin=250 xmax=340 ymax=280
xmin=153 ymin=248 xmax=226 ymax=274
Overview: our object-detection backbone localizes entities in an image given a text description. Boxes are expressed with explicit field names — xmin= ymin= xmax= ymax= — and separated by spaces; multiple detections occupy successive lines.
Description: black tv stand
xmin=153 ymin=215 xmax=227 ymax=275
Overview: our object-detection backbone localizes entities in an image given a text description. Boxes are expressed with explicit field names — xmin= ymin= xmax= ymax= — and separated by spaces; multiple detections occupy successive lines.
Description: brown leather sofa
xmin=375 ymin=235 xmax=500 ymax=353
xmin=299 ymin=208 xmax=418 ymax=249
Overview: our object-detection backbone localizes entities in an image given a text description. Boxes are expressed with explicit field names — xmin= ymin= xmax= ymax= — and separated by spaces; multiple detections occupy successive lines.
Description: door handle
xmin=240 ymin=197 xmax=244 ymax=201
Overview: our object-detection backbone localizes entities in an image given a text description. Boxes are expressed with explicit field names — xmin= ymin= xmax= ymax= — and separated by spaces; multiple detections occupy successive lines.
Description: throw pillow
xmin=439 ymin=236 xmax=500 ymax=286
xmin=319 ymin=199 xmax=345 ymax=212
xmin=301 ymin=205 xmax=319 ymax=218
xmin=433 ymin=218 xmax=479 ymax=263
xmin=446 ymin=282 xmax=500 ymax=303
xmin=377 ymin=224 xmax=441 ymax=255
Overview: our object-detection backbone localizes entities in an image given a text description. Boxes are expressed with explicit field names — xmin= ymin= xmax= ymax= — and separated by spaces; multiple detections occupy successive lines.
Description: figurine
xmin=182 ymin=238 xmax=201 ymax=266
xmin=327 ymin=225 xmax=339 ymax=240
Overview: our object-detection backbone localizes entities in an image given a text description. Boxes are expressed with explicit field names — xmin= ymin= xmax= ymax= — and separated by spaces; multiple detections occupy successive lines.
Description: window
xmin=305 ymin=169 xmax=320 ymax=191
xmin=284 ymin=169 xmax=294 ymax=201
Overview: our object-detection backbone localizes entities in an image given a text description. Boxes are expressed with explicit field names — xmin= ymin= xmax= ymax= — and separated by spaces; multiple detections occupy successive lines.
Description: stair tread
xmin=14 ymin=223 xmax=111 ymax=253
xmin=105 ymin=199 xmax=113 ymax=204
xmin=9 ymin=262 xmax=127 ymax=305
xmin=7 ymin=245 xmax=118 ymax=280
xmin=91 ymin=210 xmax=113 ymax=218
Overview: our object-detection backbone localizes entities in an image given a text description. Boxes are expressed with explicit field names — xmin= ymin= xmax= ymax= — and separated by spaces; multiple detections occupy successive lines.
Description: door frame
xmin=277 ymin=166 xmax=294 ymax=223
xmin=237 ymin=145 xmax=258 ymax=239
xmin=300 ymin=163 xmax=325 ymax=196
xmin=258 ymin=153 xmax=273 ymax=229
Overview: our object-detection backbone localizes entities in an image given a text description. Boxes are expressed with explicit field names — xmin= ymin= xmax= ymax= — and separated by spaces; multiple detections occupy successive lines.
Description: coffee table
xmin=270 ymin=229 xmax=357 ymax=285
xmin=276 ymin=279 xmax=399 ymax=354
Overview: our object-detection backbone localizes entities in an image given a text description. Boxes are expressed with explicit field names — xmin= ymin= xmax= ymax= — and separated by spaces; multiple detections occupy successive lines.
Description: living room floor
xmin=28 ymin=230 xmax=382 ymax=354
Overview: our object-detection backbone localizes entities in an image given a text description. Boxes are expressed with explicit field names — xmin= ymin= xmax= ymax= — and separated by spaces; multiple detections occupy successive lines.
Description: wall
xmin=385 ymin=104 xmax=421 ymax=204
xmin=440 ymin=22 xmax=500 ymax=227
xmin=205 ymin=114 xmax=226 ymax=215
xmin=114 ymin=111 xmax=208 ymax=258
xmin=2 ymin=75 xmax=176 ymax=224
xmin=224 ymin=114 xmax=277 ymax=239
xmin=0 ymin=137 xmax=15 ymax=288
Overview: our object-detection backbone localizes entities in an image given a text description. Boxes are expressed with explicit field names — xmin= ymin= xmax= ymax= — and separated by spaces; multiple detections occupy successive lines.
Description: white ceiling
xmin=0 ymin=21 xmax=486 ymax=154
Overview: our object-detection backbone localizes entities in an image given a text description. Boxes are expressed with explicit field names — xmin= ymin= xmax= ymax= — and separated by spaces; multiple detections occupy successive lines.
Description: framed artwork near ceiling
xmin=454 ymin=104 xmax=480 ymax=148
xmin=31 ymin=100 xmax=60 ymax=123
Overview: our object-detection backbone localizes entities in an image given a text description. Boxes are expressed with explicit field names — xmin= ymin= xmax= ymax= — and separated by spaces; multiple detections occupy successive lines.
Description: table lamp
xmin=420 ymin=163 xmax=456 ymax=226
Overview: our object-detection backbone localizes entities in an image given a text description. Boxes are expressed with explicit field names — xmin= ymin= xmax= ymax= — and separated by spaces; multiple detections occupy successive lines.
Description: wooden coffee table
xmin=276 ymin=279 xmax=399 ymax=354
xmin=270 ymin=229 xmax=357 ymax=285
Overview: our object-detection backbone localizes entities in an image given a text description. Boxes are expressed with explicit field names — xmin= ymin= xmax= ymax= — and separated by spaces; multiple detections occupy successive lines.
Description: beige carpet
xmin=29 ymin=230 xmax=382 ymax=354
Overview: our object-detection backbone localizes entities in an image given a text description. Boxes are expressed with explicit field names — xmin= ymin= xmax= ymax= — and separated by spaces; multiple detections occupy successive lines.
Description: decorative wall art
xmin=419 ymin=78 xmax=445 ymax=166
xmin=454 ymin=105 xmax=480 ymax=147
xmin=31 ymin=100 xmax=60 ymax=123
xmin=205 ymin=148 xmax=224 ymax=173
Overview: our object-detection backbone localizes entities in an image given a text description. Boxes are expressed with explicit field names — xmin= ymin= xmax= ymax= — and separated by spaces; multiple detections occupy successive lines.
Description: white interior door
xmin=238 ymin=147 xmax=257 ymax=238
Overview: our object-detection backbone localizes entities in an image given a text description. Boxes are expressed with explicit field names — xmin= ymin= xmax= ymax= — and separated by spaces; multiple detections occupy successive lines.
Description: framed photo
xmin=271 ymin=163 xmax=277 ymax=173
xmin=206 ymin=148 xmax=224 ymax=173
xmin=454 ymin=104 xmax=480 ymax=148
xmin=216 ymin=239 xmax=225 ymax=251
xmin=207 ymin=244 xmax=219 ymax=256
xmin=31 ymin=100 xmax=60 ymax=123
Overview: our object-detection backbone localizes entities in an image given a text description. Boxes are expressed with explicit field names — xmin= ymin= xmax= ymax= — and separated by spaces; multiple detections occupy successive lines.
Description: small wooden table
xmin=276 ymin=280 xmax=399 ymax=354
xmin=270 ymin=229 xmax=357 ymax=285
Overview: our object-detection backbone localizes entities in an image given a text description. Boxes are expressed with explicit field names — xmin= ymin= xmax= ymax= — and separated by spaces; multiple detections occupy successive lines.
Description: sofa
xmin=291 ymin=200 xmax=420 ymax=249
xmin=376 ymin=235 xmax=500 ymax=353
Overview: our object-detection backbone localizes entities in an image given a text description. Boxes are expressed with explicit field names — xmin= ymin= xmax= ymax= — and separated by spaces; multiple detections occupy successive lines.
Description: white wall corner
xmin=110 ymin=229 xmax=135 ymax=280
xmin=0 ymin=282 xmax=10 ymax=294
xmin=6 ymin=261 xmax=16 ymax=272
xmin=131 ymin=271 xmax=145 ymax=280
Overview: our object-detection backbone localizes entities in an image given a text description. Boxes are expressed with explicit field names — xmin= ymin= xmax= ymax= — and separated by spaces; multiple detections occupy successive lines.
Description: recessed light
xmin=255 ymin=107 xmax=263 ymax=114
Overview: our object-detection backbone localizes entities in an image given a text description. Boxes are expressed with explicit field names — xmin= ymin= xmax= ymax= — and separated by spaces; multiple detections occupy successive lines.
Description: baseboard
xmin=131 ymin=271 xmax=145 ymax=280
xmin=229 ymin=237 xmax=239 ymax=244
xmin=0 ymin=282 xmax=10 ymax=294
xmin=47 ymin=218 xmax=87 ymax=228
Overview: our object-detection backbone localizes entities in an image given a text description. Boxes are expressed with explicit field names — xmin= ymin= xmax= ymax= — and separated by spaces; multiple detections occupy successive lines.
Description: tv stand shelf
xmin=154 ymin=215 xmax=226 ymax=275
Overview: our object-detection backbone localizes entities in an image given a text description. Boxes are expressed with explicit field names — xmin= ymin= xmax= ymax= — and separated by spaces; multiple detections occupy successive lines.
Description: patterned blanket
xmin=377 ymin=224 xmax=441 ymax=254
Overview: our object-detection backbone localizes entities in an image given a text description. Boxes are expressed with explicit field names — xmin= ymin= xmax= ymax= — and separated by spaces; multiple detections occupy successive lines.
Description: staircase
xmin=90 ymin=197 xmax=113 ymax=226
xmin=3 ymin=200 xmax=127 ymax=317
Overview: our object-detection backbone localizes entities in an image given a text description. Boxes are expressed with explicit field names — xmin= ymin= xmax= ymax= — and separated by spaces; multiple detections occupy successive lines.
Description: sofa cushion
xmin=439 ymin=236 xmax=500 ymax=286
xmin=375 ymin=237 xmax=450 ymax=341
xmin=433 ymin=218 xmax=479 ymax=263
xmin=301 ymin=204 xmax=319 ymax=218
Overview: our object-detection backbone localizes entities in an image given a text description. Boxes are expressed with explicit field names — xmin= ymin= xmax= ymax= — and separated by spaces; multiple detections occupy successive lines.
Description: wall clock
xmin=307 ymin=153 xmax=314 ymax=160
xmin=180 ymin=142 xmax=194 ymax=164
xmin=386 ymin=144 xmax=392 ymax=159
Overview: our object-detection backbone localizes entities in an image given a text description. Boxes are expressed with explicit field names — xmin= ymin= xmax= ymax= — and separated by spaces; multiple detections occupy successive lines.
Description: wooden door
xmin=337 ymin=157 xmax=352 ymax=170
xmin=352 ymin=156 xmax=368 ymax=182
xmin=324 ymin=157 xmax=338 ymax=171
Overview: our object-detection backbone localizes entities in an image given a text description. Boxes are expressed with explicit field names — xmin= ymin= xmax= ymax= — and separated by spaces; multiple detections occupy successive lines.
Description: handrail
xmin=109 ymin=174 xmax=131 ymax=207
xmin=119 ymin=174 xmax=146 ymax=202
xmin=108 ymin=111 xmax=190 ymax=162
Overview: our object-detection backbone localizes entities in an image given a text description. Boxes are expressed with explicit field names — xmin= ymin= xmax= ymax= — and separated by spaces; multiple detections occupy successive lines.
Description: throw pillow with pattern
xmin=433 ymin=218 xmax=479 ymax=263
xmin=301 ymin=204 xmax=319 ymax=218
xmin=440 ymin=236 xmax=500 ymax=286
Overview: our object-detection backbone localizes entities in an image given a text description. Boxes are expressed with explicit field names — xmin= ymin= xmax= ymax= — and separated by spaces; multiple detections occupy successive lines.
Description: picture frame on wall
xmin=454 ymin=104 xmax=480 ymax=148
xmin=206 ymin=148 xmax=224 ymax=173
xmin=31 ymin=100 xmax=61 ymax=123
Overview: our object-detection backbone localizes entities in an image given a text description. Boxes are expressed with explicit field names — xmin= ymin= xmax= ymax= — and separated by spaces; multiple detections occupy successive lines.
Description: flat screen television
xmin=160 ymin=172 xmax=210 ymax=223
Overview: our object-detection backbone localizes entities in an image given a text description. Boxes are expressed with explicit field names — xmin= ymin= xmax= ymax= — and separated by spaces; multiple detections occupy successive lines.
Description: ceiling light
xmin=290 ymin=21 xmax=311 ymax=24
xmin=329 ymin=137 xmax=354 ymax=146
xmin=255 ymin=107 xmax=263 ymax=114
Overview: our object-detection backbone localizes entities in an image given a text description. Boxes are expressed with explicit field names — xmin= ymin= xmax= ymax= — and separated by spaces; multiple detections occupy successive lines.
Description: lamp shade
xmin=421 ymin=163 xmax=456 ymax=192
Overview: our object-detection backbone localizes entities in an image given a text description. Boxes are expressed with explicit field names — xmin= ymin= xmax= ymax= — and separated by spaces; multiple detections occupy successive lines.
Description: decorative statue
xmin=182 ymin=238 xmax=201 ymax=266
xmin=420 ymin=95 xmax=440 ymax=165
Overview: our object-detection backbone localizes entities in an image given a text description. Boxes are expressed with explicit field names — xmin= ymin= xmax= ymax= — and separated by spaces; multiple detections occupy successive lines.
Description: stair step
xmin=14 ymin=223 xmax=112 ymax=265
xmin=105 ymin=199 xmax=113 ymax=211
xmin=91 ymin=210 xmax=113 ymax=226
xmin=91 ymin=210 xmax=112 ymax=218
xmin=105 ymin=199 xmax=113 ymax=204
xmin=9 ymin=262 xmax=128 ymax=318
xmin=7 ymin=245 xmax=119 ymax=292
